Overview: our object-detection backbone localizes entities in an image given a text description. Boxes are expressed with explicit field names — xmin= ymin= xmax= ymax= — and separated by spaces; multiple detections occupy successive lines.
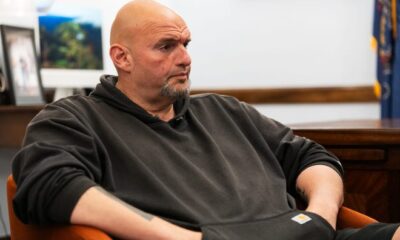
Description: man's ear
xmin=109 ymin=44 xmax=133 ymax=72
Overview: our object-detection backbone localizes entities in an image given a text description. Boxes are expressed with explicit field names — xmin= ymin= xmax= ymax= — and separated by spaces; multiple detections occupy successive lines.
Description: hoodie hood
xmin=90 ymin=75 xmax=190 ymax=125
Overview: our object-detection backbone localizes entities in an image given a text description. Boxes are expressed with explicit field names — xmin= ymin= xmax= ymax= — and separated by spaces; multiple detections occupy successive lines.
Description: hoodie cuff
xmin=48 ymin=176 xmax=97 ymax=223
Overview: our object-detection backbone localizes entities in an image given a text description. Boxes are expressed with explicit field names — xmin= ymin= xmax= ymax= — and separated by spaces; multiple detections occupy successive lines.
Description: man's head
xmin=110 ymin=0 xmax=192 ymax=103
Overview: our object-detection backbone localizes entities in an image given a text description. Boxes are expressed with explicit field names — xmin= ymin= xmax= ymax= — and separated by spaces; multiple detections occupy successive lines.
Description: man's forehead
xmin=143 ymin=21 xmax=191 ymax=40
xmin=111 ymin=0 xmax=189 ymax=44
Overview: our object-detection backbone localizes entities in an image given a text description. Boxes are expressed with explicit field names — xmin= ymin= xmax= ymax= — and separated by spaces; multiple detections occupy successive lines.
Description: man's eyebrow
xmin=156 ymin=36 xmax=191 ymax=45
xmin=153 ymin=38 xmax=176 ymax=47
xmin=156 ymin=37 xmax=179 ymax=43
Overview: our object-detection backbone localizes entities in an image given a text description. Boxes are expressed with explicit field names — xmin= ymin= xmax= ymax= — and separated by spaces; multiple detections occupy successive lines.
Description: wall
xmin=167 ymin=0 xmax=376 ymax=89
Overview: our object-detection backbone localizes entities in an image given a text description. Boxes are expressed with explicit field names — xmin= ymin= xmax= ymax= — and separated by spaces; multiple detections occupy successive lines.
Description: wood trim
xmin=0 ymin=105 xmax=43 ymax=112
xmin=42 ymin=85 xmax=377 ymax=104
xmin=291 ymin=120 xmax=400 ymax=146
xmin=191 ymin=85 xmax=377 ymax=104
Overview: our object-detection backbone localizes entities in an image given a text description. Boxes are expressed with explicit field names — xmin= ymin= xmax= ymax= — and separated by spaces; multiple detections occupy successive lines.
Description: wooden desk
xmin=291 ymin=119 xmax=400 ymax=223
xmin=0 ymin=106 xmax=43 ymax=148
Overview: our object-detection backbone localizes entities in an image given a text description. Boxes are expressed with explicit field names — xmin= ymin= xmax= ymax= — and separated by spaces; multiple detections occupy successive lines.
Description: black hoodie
xmin=12 ymin=75 xmax=342 ymax=239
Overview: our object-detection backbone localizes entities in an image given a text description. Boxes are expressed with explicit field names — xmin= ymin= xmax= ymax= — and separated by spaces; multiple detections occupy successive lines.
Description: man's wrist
xmin=306 ymin=201 xmax=339 ymax=229
xmin=150 ymin=217 xmax=202 ymax=240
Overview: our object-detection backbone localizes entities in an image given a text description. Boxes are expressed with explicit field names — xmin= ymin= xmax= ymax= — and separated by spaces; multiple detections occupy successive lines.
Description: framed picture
xmin=0 ymin=25 xmax=44 ymax=105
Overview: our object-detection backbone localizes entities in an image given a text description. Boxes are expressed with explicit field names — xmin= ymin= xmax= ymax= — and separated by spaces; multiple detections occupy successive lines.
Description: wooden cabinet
xmin=0 ymin=106 xmax=43 ymax=148
xmin=291 ymin=119 xmax=400 ymax=223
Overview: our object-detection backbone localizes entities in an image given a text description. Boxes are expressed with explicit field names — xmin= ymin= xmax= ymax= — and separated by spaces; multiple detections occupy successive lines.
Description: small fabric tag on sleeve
xmin=291 ymin=213 xmax=312 ymax=224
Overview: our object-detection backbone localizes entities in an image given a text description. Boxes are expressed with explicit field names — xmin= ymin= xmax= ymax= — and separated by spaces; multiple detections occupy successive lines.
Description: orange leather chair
xmin=7 ymin=175 xmax=111 ymax=240
xmin=7 ymin=175 xmax=377 ymax=240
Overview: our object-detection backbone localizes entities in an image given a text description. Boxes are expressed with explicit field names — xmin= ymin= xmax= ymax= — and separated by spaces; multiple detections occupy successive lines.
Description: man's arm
xmin=70 ymin=187 xmax=202 ymax=240
xmin=296 ymin=164 xmax=344 ymax=229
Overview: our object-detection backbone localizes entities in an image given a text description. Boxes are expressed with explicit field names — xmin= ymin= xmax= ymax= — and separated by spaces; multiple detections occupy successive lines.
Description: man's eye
xmin=160 ymin=43 xmax=174 ymax=51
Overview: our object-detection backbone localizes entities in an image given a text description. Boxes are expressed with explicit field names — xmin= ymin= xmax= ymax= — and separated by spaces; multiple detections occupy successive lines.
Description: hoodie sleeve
xmin=12 ymin=103 xmax=102 ymax=224
xmin=239 ymin=101 xmax=343 ymax=196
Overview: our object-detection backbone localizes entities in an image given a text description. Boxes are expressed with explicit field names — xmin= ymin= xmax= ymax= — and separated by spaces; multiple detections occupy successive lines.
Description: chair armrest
xmin=337 ymin=206 xmax=377 ymax=229
xmin=48 ymin=225 xmax=112 ymax=240
xmin=7 ymin=175 xmax=112 ymax=240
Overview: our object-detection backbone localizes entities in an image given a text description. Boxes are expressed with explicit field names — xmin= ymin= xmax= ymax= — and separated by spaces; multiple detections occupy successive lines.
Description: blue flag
xmin=392 ymin=0 xmax=400 ymax=117
xmin=373 ymin=0 xmax=400 ymax=118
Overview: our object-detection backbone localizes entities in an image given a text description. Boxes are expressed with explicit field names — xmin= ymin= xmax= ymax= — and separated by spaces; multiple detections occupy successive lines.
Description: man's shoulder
xmin=51 ymin=93 xmax=101 ymax=109
xmin=36 ymin=95 xmax=96 ymax=119
xmin=188 ymin=93 xmax=251 ymax=117
xmin=52 ymin=94 xmax=96 ymax=106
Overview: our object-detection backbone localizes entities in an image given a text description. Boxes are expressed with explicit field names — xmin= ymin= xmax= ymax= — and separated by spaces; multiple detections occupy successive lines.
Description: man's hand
xmin=296 ymin=164 xmax=344 ymax=229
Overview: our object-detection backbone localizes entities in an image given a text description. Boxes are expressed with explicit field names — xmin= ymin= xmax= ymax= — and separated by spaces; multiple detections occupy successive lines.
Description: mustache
xmin=171 ymin=67 xmax=191 ymax=77
xmin=172 ymin=72 xmax=188 ymax=76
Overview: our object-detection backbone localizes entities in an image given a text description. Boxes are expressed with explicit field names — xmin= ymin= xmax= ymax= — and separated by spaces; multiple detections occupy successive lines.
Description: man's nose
xmin=176 ymin=45 xmax=191 ymax=67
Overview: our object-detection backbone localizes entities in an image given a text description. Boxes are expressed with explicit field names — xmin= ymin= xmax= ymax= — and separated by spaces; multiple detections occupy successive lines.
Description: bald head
xmin=110 ymin=0 xmax=184 ymax=45
xmin=109 ymin=0 xmax=192 ymax=107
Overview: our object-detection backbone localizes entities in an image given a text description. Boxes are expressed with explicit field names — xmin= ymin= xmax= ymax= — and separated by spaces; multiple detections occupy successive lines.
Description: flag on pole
xmin=392 ymin=0 xmax=400 ymax=117
xmin=372 ymin=0 xmax=400 ymax=118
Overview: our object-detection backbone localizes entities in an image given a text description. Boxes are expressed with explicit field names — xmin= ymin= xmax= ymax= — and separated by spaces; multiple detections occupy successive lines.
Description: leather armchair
xmin=7 ymin=175 xmax=111 ymax=240
xmin=6 ymin=175 xmax=377 ymax=240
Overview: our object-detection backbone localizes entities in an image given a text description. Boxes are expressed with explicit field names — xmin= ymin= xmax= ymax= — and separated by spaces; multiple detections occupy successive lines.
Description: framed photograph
xmin=38 ymin=2 xmax=104 ymax=70
xmin=0 ymin=25 xmax=44 ymax=105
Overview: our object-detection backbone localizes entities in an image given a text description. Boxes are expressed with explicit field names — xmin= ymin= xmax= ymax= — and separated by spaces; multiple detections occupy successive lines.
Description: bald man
xmin=12 ymin=0 xmax=400 ymax=239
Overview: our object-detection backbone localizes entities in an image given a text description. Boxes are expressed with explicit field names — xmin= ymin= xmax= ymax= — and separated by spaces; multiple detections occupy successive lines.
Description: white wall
xmin=0 ymin=0 xmax=37 ymax=28
xmin=168 ymin=0 xmax=376 ymax=89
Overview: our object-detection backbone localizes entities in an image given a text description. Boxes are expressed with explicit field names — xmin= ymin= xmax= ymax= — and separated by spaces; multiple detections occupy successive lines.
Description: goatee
xmin=160 ymin=79 xmax=191 ymax=100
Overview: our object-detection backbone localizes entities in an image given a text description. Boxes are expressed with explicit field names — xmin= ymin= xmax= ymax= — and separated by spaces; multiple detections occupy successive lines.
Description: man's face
xmin=127 ymin=16 xmax=192 ymax=99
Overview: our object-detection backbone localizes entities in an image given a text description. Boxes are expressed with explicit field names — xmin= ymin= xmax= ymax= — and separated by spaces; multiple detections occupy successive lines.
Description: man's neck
xmin=116 ymin=81 xmax=176 ymax=122
xmin=147 ymin=103 xmax=175 ymax=122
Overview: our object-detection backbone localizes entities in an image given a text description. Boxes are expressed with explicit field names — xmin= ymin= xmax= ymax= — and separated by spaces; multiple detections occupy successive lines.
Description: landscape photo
xmin=38 ymin=3 xmax=104 ymax=70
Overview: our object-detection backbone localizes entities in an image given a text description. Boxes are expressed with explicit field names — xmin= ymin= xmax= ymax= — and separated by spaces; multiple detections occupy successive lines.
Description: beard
xmin=160 ymin=78 xmax=191 ymax=100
